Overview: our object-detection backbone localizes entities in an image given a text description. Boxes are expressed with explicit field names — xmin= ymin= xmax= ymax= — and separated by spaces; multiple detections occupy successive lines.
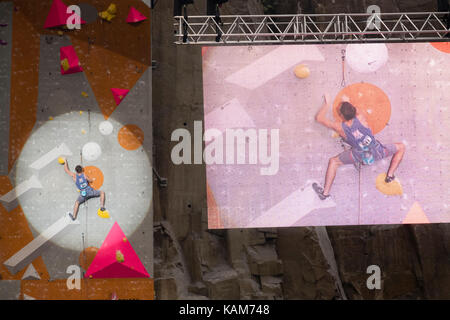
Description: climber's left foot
xmin=385 ymin=175 xmax=395 ymax=183
xmin=312 ymin=183 xmax=330 ymax=200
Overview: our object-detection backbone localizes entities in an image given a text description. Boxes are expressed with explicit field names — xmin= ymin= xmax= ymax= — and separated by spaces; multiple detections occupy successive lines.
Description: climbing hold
xmin=123 ymin=237 xmax=127 ymax=242
xmin=79 ymin=111 xmax=83 ymax=115
xmin=403 ymin=201 xmax=430 ymax=224
xmin=294 ymin=64 xmax=310 ymax=79
xmin=57 ymin=30 xmax=64 ymax=36
xmin=111 ymin=88 xmax=130 ymax=106
xmin=97 ymin=208 xmax=110 ymax=219
xmin=61 ymin=58 xmax=70 ymax=71
xmin=99 ymin=121 xmax=113 ymax=135
xmin=375 ymin=173 xmax=403 ymax=196
xmin=81 ymin=129 xmax=86 ymax=134
xmin=99 ymin=3 xmax=117 ymax=22
xmin=126 ymin=7 xmax=147 ymax=23
xmin=49 ymin=116 xmax=54 ymax=120
xmin=60 ymin=46 xmax=83 ymax=75
xmin=57 ymin=157 xmax=65 ymax=165
xmin=81 ymin=91 xmax=88 ymax=97
xmin=116 ymin=250 xmax=124 ymax=263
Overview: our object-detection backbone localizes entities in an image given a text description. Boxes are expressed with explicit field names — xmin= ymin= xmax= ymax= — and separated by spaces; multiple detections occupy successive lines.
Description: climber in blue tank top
xmin=63 ymin=159 xmax=106 ymax=220
xmin=312 ymin=94 xmax=406 ymax=200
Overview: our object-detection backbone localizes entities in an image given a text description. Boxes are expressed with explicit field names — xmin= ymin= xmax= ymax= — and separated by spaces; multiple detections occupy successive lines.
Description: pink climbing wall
xmin=202 ymin=42 xmax=450 ymax=229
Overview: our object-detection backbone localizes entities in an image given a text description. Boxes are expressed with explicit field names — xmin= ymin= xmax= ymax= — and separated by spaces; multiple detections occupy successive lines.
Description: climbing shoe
xmin=68 ymin=212 xmax=76 ymax=221
xmin=385 ymin=175 xmax=395 ymax=183
xmin=312 ymin=183 xmax=330 ymax=200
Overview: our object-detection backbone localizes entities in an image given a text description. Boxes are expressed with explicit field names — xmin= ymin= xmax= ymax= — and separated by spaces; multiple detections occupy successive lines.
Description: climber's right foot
xmin=312 ymin=183 xmax=330 ymax=200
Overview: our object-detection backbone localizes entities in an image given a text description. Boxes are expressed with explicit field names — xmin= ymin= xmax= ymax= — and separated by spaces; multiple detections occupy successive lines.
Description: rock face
xmin=152 ymin=0 xmax=450 ymax=299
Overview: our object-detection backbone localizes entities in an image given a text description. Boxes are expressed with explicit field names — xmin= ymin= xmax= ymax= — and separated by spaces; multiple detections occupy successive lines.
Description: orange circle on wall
xmin=332 ymin=82 xmax=391 ymax=135
xmin=84 ymin=166 xmax=104 ymax=190
xmin=79 ymin=247 xmax=99 ymax=271
xmin=118 ymin=124 xmax=144 ymax=150
xmin=430 ymin=42 xmax=450 ymax=54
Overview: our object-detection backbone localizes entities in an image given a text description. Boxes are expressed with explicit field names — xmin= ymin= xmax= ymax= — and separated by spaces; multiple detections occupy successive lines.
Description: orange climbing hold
xmin=118 ymin=124 xmax=144 ymax=150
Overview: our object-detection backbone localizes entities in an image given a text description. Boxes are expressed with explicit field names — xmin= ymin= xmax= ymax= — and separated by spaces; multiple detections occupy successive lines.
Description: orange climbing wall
xmin=21 ymin=278 xmax=154 ymax=300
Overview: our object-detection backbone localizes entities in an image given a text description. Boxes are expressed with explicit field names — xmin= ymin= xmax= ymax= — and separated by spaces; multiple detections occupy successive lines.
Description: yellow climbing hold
xmin=61 ymin=58 xmax=70 ymax=71
xmin=81 ymin=129 xmax=86 ymax=134
xmin=49 ymin=116 xmax=54 ymax=120
xmin=375 ymin=173 xmax=403 ymax=196
xmin=57 ymin=30 xmax=64 ymax=36
xmin=97 ymin=208 xmax=110 ymax=219
xmin=294 ymin=64 xmax=310 ymax=79
xmin=79 ymin=111 xmax=83 ymax=115
xmin=99 ymin=3 xmax=117 ymax=22
xmin=81 ymin=91 xmax=88 ymax=97
xmin=116 ymin=250 xmax=124 ymax=263
xmin=123 ymin=237 xmax=127 ymax=242
xmin=57 ymin=157 xmax=65 ymax=165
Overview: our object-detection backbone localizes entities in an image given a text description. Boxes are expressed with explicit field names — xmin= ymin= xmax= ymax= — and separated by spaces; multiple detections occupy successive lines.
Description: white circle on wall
xmin=99 ymin=121 xmax=113 ymax=135
xmin=345 ymin=43 xmax=388 ymax=73
xmin=82 ymin=142 xmax=102 ymax=161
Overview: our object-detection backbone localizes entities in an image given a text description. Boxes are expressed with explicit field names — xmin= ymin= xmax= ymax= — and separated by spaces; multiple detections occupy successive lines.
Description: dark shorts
xmin=338 ymin=143 xmax=397 ymax=165
xmin=77 ymin=187 xmax=101 ymax=204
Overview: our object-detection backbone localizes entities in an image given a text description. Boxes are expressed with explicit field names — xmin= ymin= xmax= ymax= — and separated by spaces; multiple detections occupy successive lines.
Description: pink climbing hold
xmin=44 ymin=0 xmax=86 ymax=29
xmin=111 ymin=88 xmax=130 ymax=106
xmin=126 ymin=7 xmax=148 ymax=23
xmin=85 ymin=222 xmax=150 ymax=279
xmin=60 ymin=45 xmax=83 ymax=75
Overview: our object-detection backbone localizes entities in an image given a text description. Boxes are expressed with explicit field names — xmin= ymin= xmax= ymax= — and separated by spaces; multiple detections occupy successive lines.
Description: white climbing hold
xmin=99 ymin=121 xmax=113 ymax=136
xmin=82 ymin=142 xmax=102 ymax=162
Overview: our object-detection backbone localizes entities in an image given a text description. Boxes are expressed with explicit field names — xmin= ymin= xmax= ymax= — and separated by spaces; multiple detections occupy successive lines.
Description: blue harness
xmin=75 ymin=173 xmax=89 ymax=197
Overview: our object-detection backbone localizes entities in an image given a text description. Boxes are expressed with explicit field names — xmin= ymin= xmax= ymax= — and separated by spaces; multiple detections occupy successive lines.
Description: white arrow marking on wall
xmin=248 ymin=180 xmax=337 ymax=228
xmin=29 ymin=143 xmax=72 ymax=171
xmin=4 ymin=214 xmax=79 ymax=275
xmin=225 ymin=45 xmax=325 ymax=90
xmin=0 ymin=175 xmax=42 ymax=204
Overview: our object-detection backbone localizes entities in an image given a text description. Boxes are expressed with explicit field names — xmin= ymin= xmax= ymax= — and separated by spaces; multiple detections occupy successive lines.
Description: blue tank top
xmin=75 ymin=173 xmax=89 ymax=196
xmin=342 ymin=117 xmax=384 ymax=165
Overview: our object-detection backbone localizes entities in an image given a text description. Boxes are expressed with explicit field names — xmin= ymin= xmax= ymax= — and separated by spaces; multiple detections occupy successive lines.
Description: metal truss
xmin=174 ymin=12 xmax=450 ymax=44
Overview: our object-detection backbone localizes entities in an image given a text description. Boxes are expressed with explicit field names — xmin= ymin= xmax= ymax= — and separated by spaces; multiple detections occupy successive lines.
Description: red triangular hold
xmin=111 ymin=88 xmax=130 ymax=106
xmin=85 ymin=222 xmax=150 ymax=279
xmin=44 ymin=0 xmax=86 ymax=29
xmin=60 ymin=45 xmax=83 ymax=75
xmin=126 ymin=7 xmax=148 ymax=23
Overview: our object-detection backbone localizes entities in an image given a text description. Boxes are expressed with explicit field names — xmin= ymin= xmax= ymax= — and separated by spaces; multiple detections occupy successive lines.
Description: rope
xmin=340 ymin=47 xmax=361 ymax=223
xmin=341 ymin=49 xmax=346 ymax=88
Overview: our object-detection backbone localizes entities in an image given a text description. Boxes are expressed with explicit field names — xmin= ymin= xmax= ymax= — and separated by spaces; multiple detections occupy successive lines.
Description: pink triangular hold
xmin=85 ymin=222 xmax=150 ymax=279
xmin=111 ymin=88 xmax=130 ymax=106
xmin=126 ymin=7 xmax=148 ymax=23
xmin=44 ymin=0 xmax=86 ymax=29
xmin=402 ymin=201 xmax=430 ymax=224
xmin=60 ymin=45 xmax=83 ymax=75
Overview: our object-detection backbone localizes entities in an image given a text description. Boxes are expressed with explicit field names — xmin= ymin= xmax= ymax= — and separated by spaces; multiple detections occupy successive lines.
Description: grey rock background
xmin=152 ymin=0 xmax=450 ymax=299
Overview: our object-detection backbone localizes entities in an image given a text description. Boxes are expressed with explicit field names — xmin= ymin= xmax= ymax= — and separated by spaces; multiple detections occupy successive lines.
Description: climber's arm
xmin=315 ymin=94 xmax=345 ymax=137
xmin=63 ymin=159 xmax=76 ymax=180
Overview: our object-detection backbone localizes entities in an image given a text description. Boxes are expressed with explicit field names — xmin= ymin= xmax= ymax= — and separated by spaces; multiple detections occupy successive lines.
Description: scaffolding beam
xmin=174 ymin=12 xmax=450 ymax=44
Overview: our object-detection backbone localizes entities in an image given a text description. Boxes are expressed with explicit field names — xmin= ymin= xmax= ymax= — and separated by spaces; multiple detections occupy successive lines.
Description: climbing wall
xmin=202 ymin=42 xmax=450 ymax=229
xmin=0 ymin=0 xmax=153 ymax=300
